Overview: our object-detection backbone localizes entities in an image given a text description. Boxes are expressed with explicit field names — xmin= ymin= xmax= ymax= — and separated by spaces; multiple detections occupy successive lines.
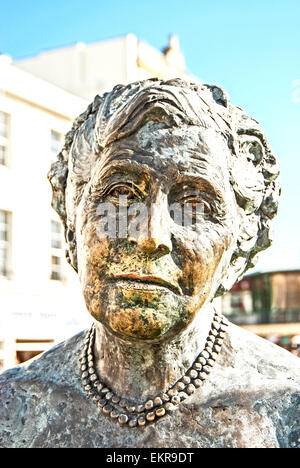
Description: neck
xmin=92 ymin=303 xmax=215 ymax=402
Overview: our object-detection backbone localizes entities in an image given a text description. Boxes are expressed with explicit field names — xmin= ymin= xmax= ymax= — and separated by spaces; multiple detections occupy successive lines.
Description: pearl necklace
xmin=80 ymin=311 xmax=228 ymax=427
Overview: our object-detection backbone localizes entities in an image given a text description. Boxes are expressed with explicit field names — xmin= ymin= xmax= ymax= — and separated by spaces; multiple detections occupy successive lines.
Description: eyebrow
xmin=172 ymin=174 xmax=225 ymax=200
xmin=98 ymin=159 xmax=152 ymax=183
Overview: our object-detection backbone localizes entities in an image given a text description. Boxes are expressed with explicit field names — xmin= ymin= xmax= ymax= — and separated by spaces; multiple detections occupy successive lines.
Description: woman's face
xmin=75 ymin=123 xmax=239 ymax=342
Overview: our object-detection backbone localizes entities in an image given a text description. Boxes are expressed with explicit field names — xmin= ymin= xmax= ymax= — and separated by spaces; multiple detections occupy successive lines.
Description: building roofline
xmin=15 ymin=34 xmax=137 ymax=62
xmin=246 ymin=268 xmax=300 ymax=278
xmin=0 ymin=55 xmax=88 ymax=119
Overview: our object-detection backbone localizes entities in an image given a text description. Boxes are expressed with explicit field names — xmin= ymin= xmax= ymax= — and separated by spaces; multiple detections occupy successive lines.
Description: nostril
xmin=128 ymin=237 xmax=137 ymax=246
xmin=149 ymin=242 xmax=172 ymax=258
xmin=156 ymin=244 xmax=171 ymax=256
xmin=128 ymin=235 xmax=172 ymax=257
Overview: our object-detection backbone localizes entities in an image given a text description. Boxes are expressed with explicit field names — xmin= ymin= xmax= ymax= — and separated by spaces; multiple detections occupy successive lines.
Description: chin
xmin=106 ymin=306 xmax=174 ymax=340
xmin=89 ymin=288 xmax=194 ymax=342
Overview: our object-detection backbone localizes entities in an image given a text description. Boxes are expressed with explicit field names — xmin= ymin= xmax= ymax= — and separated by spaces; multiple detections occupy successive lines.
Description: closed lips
xmin=113 ymin=273 xmax=182 ymax=296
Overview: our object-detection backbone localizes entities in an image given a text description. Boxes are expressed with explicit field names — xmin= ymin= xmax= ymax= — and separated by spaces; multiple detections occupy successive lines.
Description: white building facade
xmin=0 ymin=56 xmax=90 ymax=370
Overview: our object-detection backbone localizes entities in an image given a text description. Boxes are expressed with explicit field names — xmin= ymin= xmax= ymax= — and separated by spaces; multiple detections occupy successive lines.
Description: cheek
xmin=177 ymin=225 xmax=232 ymax=289
xmin=77 ymin=227 xmax=144 ymax=283
xmin=77 ymin=229 xmax=113 ymax=321
xmin=77 ymin=221 xmax=109 ymax=282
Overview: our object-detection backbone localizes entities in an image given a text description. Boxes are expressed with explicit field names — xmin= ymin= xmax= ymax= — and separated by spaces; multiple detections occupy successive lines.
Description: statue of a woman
xmin=0 ymin=79 xmax=299 ymax=448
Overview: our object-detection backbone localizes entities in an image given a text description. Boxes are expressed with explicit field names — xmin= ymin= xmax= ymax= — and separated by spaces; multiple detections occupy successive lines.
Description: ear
xmin=215 ymin=134 xmax=280 ymax=298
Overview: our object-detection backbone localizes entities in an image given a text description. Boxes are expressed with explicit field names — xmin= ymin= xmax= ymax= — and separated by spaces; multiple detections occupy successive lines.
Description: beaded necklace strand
xmin=80 ymin=310 xmax=228 ymax=427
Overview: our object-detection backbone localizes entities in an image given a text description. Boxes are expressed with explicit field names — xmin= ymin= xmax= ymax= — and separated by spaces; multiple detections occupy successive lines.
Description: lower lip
xmin=112 ymin=279 xmax=173 ymax=293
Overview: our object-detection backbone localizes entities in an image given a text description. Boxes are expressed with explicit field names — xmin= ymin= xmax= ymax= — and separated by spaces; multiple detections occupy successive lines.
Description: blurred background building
xmin=218 ymin=269 xmax=300 ymax=357
xmin=16 ymin=34 xmax=192 ymax=101
xmin=0 ymin=54 xmax=89 ymax=370
xmin=0 ymin=33 xmax=299 ymax=370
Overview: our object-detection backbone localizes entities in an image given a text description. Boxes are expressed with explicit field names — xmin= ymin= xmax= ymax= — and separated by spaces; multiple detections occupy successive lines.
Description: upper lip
xmin=113 ymin=273 xmax=182 ymax=296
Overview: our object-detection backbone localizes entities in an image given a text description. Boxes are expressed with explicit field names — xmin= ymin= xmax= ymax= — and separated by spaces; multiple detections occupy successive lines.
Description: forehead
xmin=97 ymin=123 xmax=230 ymax=180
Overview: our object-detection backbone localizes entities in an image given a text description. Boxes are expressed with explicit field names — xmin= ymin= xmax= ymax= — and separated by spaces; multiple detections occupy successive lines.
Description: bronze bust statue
xmin=0 ymin=79 xmax=299 ymax=448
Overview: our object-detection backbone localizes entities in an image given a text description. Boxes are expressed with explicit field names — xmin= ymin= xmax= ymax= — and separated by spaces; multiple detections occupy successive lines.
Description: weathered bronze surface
xmin=0 ymin=79 xmax=299 ymax=448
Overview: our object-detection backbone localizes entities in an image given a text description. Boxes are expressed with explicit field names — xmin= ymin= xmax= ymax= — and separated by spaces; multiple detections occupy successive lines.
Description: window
xmin=50 ymin=220 xmax=64 ymax=281
xmin=0 ymin=112 xmax=10 ymax=167
xmin=51 ymin=220 xmax=62 ymax=249
xmin=50 ymin=130 xmax=63 ymax=163
xmin=0 ymin=210 xmax=11 ymax=278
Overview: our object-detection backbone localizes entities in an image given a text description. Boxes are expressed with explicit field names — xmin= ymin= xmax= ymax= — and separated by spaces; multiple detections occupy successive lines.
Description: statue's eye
xmin=169 ymin=184 xmax=226 ymax=225
xmin=175 ymin=194 xmax=212 ymax=217
xmin=169 ymin=195 xmax=213 ymax=227
xmin=182 ymin=197 xmax=211 ymax=215
xmin=106 ymin=184 xmax=142 ymax=202
xmin=109 ymin=186 xmax=132 ymax=197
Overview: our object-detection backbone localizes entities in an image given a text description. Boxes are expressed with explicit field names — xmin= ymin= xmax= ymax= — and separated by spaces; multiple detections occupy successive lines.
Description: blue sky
xmin=1 ymin=0 xmax=300 ymax=272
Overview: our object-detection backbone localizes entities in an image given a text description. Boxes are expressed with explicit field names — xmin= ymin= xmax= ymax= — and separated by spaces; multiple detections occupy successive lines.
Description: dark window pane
xmin=0 ymin=230 xmax=7 ymax=241
xmin=0 ymin=211 xmax=7 ymax=224
xmin=0 ymin=210 xmax=8 ymax=241
xmin=51 ymin=239 xmax=62 ymax=249
xmin=0 ymin=247 xmax=7 ymax=276
xmin=0 ymin=145 xmax=7 ymax=165
xmin=51 ymin=271 xmax=61 ymax=281
xmin=51 ymin=256 xmax=61 ymax=266
xmin=0 ymin=112 xmax=8 ymax=138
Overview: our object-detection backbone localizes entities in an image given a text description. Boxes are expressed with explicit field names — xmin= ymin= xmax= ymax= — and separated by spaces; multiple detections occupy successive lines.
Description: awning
xmin=241 ymin=322 xmax=300 ymax=336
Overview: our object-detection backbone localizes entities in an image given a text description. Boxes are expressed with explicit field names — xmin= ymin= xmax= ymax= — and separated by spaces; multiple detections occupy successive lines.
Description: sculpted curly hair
xmin=48 ymin=78 xmax=280 ymax=297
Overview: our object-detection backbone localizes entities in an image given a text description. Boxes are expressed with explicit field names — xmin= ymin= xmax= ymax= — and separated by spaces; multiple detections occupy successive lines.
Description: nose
xmin=128 ymin=195 xmax=172 ymax=256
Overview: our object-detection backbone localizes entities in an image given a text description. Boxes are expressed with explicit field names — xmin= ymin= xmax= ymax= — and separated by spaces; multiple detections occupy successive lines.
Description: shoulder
xmin=198 ymin=321 xmax=300 ymax=447
xmin=183 ymin=322 xmax=300 ymax=447
xmin=226 ymin=321 xmax=300 ymax=383
xmin=214 ymin=321 xmax=300 ymax=403
xmin=0 ymin=330 xmax=87 ymax=448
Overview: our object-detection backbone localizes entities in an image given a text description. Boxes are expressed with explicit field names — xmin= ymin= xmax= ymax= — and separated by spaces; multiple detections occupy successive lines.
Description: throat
xmin=80 ymin=304 xmax=228 ymax=427
xmin=82 ymin=309 xmax=226 ymax=405
xmin=94 ymin=304 xmax=214 ymax=400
